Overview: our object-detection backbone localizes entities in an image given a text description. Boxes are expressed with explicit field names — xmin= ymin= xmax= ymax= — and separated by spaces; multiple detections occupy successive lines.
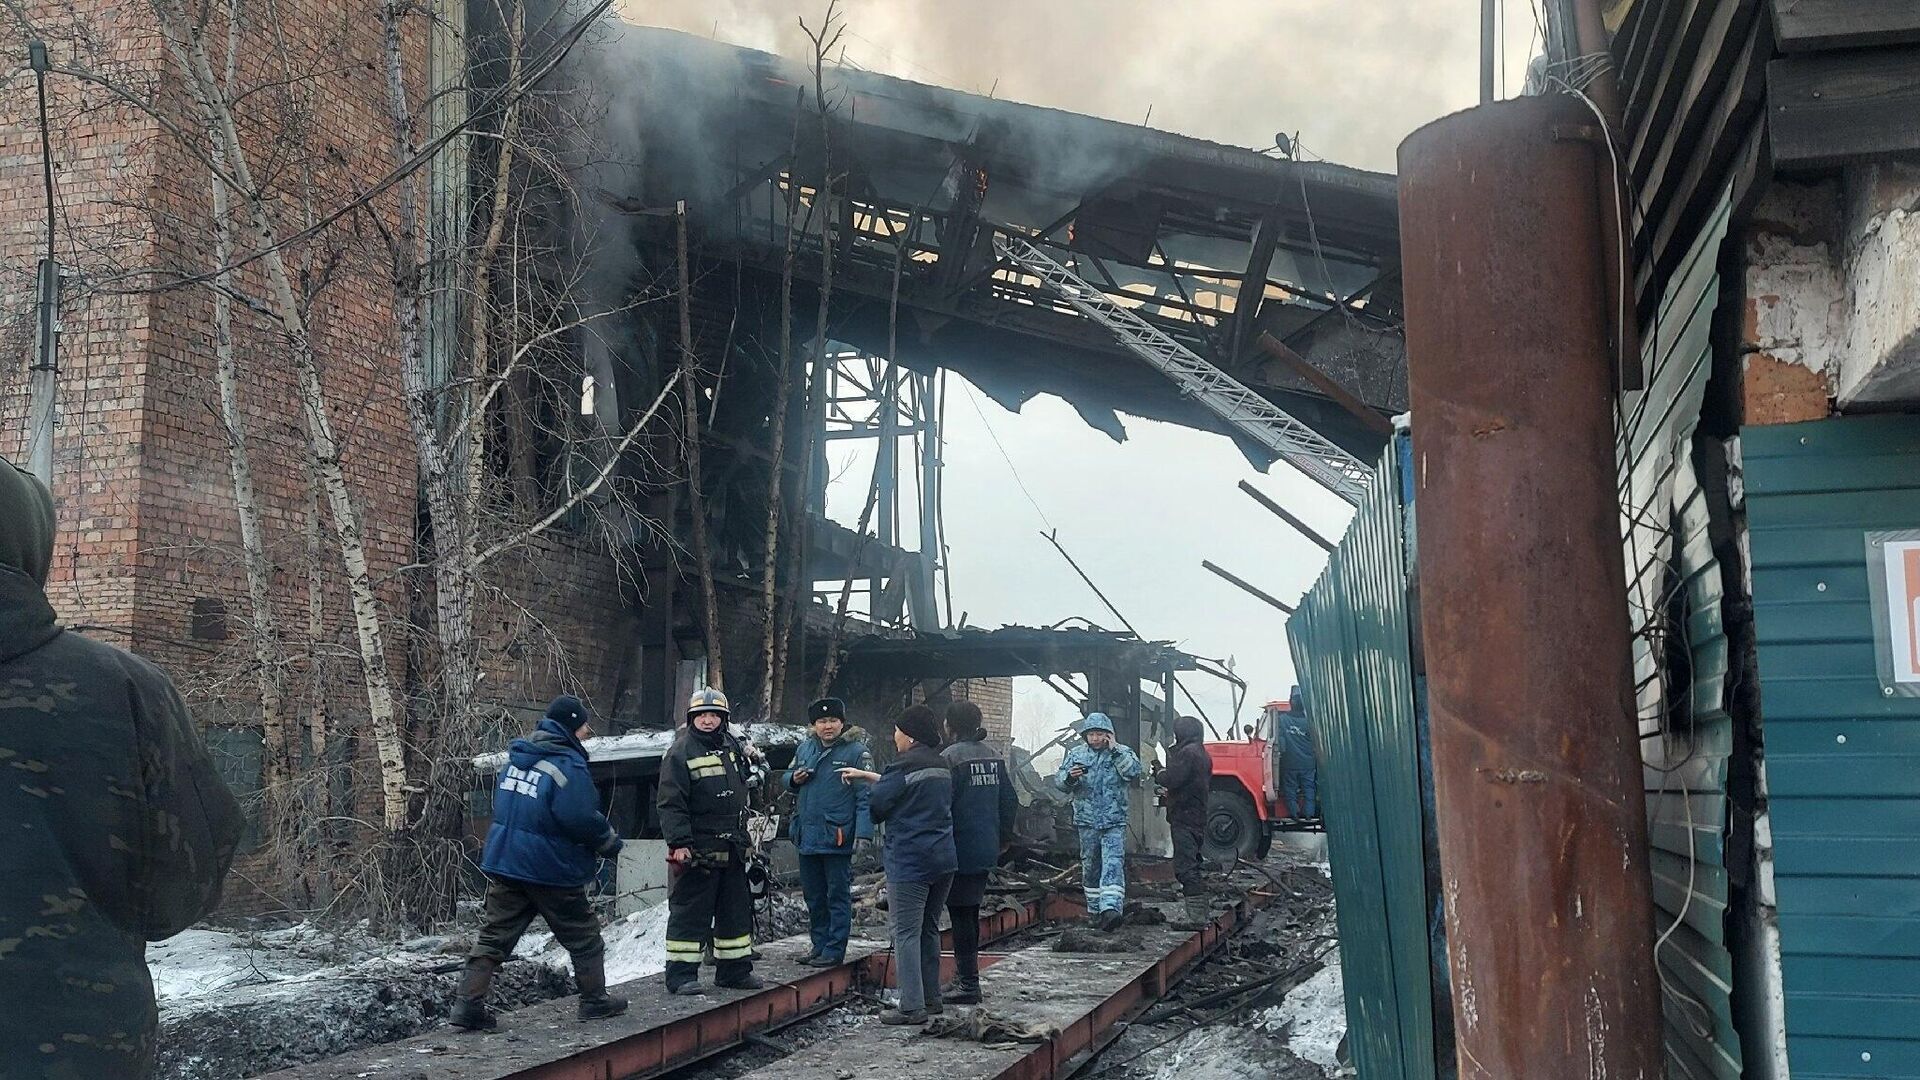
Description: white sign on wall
xmin=1865 ymin=531 xmax=1920 ymax=694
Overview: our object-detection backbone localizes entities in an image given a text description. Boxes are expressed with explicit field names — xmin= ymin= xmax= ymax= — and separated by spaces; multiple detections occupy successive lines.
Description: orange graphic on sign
xmin=1906 ymin=547 xmax=1920 ymax=676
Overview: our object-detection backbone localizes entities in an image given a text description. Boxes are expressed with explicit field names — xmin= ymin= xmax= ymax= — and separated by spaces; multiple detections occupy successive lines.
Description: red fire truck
xmin=1201 ymin=697 xmax=1321 ymax=862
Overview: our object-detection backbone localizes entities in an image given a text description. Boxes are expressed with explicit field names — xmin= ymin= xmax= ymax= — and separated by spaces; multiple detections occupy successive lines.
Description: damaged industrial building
xmin=2 ymin=0 xmax=1919 ymax=1078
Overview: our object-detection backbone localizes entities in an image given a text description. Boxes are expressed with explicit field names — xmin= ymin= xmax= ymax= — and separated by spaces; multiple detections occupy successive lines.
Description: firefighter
xmin=657 ymin=687 xmax=765 ymax=996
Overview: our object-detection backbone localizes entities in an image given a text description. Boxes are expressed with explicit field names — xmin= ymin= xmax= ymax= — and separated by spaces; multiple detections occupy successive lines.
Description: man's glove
xmin=791 ymin=767 xmax=814 ymax=786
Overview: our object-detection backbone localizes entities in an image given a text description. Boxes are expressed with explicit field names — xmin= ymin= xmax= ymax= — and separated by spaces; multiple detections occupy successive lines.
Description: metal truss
xmin=995 ymin=233 xmax=1370 ymax=504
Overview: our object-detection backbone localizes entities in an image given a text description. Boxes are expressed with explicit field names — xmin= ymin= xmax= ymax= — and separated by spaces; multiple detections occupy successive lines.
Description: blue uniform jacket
xmin=1055 ymin=742 xmax=1144 ymax=829
xmin=481 ymin=717 xmax=623 ymax=888
xmin=1281 ymin=715 xmax=1317 ymax=773
xmin=942 ymin=738 xmax=1016 ymax=874
xmin=784 ymin=732 xmax=874 ymax=855
xmin=868 ymin=743 xmax=958 ymax=883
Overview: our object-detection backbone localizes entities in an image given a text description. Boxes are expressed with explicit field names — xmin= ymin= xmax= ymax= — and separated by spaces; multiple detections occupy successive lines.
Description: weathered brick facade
xmin=0 ymin=0 xmax=636 ymax=913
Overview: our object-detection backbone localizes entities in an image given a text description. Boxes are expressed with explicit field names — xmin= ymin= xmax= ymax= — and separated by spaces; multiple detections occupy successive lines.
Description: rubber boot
xmin=1173 ymin=894 xmax=1212 ymax=930
xmin=715 ymin=970 xmax=766 ymax=990
xmin=448 ymin=959 xmax=498 ymax=1032
xmin=575 ymin=952 xmax=629 ymax=1020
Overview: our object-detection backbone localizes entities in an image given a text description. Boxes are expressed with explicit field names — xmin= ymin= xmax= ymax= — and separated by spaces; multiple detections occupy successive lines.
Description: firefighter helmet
xmin=687 ymin=686 xmax=731 ymax=721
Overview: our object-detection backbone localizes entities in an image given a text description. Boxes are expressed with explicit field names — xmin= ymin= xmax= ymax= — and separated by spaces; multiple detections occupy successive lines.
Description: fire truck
xmin=1201 ymin=696 xmax=1321 ymax=863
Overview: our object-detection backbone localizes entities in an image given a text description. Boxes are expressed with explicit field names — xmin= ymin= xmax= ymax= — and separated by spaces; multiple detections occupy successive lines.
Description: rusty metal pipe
xmin=1398 ymin=94 xmax=1662 ymax=1080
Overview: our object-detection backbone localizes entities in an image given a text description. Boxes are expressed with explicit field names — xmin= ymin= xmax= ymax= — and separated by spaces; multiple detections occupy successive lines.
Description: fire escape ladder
xmin=994 ymin=233 xmax=1371 ymax=504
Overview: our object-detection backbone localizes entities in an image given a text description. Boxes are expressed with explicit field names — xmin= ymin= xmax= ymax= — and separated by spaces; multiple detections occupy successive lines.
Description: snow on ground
xmin=147 ymin=924 xmax=458 ymax=1014
xmin=513 ymin=902 xmax=673 ymax=985
xmin=1259 ymin=961 xmax=1347 ymax=1069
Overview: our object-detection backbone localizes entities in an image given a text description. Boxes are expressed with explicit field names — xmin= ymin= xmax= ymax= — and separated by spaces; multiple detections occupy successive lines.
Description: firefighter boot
xmin=575 ymin=952 xmax=630 ymax=1020
xmin=449 ymin=959 xmax=498 ymax=1032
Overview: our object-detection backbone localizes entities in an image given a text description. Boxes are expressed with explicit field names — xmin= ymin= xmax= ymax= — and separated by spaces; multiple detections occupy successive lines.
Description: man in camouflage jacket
xmin=0 ymin=458 xmax=243 ymax=1078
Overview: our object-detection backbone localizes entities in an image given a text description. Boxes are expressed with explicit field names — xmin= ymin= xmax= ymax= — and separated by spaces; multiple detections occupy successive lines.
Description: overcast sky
xmin=624 ymin=0 xmax=1546 ymax=745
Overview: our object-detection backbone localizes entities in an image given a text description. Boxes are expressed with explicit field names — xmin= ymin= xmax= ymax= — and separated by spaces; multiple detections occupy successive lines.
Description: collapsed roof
xmin=592 ymin=25 xmax=1407 ymax=465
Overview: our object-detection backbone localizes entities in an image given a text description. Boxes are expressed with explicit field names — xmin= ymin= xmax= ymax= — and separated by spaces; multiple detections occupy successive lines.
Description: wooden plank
xmin=1770 ymin=0 xmax=1920 ymax=51
xmin=1769 ymin=45 xmax=1920 ymax=169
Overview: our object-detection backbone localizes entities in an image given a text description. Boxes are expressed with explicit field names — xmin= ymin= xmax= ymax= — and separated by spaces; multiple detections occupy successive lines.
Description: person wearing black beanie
xmin=841 ymin=704 xmax=956 ymax=1023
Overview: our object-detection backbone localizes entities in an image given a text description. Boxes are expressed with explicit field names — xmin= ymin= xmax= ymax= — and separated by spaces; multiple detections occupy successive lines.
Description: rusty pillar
xmin=1398 ymin=95 xmax=1662 ymax=1080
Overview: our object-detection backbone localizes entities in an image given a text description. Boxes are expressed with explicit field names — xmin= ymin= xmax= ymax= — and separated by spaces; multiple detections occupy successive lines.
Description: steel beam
xmin=1399 ymin=94 xmax=1663 ymax=1080
xmin=261 ymin=895 xmax=1078 ymax=1080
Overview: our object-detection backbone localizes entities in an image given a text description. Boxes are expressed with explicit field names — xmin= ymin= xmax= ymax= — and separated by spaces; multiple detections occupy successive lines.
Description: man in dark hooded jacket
xmin=1156 ymin=715 xmax=1214 ymax=925
xmin=0 ymin=457 xmax=244 ymax=1079
xmin=452 ymin=695 xmax=627 ymax=1030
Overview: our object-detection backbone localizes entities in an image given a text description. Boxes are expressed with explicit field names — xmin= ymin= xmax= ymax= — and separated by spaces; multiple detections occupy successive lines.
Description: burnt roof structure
xmin=602 ymin=25 xmax=1407 ymax=465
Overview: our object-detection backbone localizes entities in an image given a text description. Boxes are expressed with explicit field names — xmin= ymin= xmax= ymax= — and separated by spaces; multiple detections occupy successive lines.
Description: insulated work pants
xmin=945 ymin=871 xmax=989 ymax=983
xmin=470 ymin=875 xmax=605 ymax=963
xmin=1283 ymin=770 xmax=1319 ymax=818
xmin=1171 ymin=822 xmax=1206 ymax=897
xmin=796 ymin=852 xmax=853 ymax=961
xmin=665 ymin=847 xmax=754 ymax=989
xmin=1079 ymin=825 xmax=1127 ymax=914
xmin=888 ymin=874 xmax=953 ymax=1014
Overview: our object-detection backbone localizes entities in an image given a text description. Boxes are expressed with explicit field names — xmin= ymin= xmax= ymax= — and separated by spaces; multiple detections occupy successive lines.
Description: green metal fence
xmin=1287 ymin=438 xmax=1438 ymax=1080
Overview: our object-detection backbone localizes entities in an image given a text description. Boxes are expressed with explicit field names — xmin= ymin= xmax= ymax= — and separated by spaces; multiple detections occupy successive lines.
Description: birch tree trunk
xmin=206 ymin=0 xmax=291 ymax=798
xmin=757 ymin=104 xmax=803 ymax=721
xmin=677 ymin=203 xmax=724 ymax=691
xmin=156 ymin=0 xmax=412 ymax=830
xmin=379 ymin=0 xmax=480 ymax=817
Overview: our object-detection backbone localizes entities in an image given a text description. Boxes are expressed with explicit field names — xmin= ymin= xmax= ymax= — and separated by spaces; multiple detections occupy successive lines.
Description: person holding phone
xmin=1054 ymin=713 xmax=1143 ymax=930
xmin=784 ymin=697 xmax=873 ymax=968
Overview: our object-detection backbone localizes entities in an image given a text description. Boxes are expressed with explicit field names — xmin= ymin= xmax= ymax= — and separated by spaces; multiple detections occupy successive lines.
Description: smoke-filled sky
xmin=623 ymin=0 xmax=1547 ymax=744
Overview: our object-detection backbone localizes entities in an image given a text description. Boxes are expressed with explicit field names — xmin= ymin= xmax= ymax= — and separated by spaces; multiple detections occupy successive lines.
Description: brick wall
xmin=0 ymin=0 xmax=644 ymax=915
xmin=951 ymin=676 xmax=1015 ymax=745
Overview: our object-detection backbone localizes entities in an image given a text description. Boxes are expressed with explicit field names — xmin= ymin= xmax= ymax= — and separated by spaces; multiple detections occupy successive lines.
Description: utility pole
xmin=26 ymin=40 xmax=61 ymax=487
xmin=1400 ymin=95 xmax=1663 ymax=1079
xmin=1480 ymin=0 xmax=1497 ymax=103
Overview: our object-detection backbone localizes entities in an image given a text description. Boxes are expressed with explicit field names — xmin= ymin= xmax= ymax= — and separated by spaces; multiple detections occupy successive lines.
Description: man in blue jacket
xmin=941 ymin=699 xmax=1014 ymax=1003
xmin=1280 ymin=686 xmax=1319 ymax=820
xmin=1055 ymin=712 xmax=1143 ymax=930
xmin=452 ymin=696 xmax=626 ymax=1030
xmin=784 ymin=696 xmax=873 ymax=967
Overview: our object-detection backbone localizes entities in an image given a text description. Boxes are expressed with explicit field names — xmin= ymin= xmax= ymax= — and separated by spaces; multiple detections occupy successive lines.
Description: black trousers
xmin=1172 ymin=822 xmax=1206 ymax=896
xmin=665 ymin=847 xmax=754 ymax=987
xmin=945 ymin=871 xmax=989 ymax=981
xmin=470 ymin=875 xmax=605 ymax=963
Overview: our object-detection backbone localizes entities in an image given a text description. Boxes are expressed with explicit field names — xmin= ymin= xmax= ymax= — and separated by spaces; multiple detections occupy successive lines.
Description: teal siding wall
xmin=1747 ymin=415 xmax=1920 ymax=1079
xmin=1287 ymin=439 xmax=1436 ymax=1080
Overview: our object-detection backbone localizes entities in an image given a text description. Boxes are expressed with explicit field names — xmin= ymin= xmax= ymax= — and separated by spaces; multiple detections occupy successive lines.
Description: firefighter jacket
xmin=657 ymin=725 xmax=752 ymax=851
xmin=1056 ymin=742 xmax=1145 ymax=829
xmin=479 ymin=717 xmax=622 ymax=888
xmin=784 ymin=731 xmax=874 ymax=855
xmin=942 ymin=737 xmax=1015 ymax=874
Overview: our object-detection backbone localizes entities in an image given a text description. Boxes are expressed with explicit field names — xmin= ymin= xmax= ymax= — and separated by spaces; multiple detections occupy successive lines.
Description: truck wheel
xmin=1204 ymin=788 xmax=1261 ymax=865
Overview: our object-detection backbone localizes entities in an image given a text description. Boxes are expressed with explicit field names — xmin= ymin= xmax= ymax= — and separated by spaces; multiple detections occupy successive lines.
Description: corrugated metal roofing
xmin=1746 ymin=414 xmax=1920 ymax=1079
xmin=1287 ymin=436 xmax=1437 ymax=1080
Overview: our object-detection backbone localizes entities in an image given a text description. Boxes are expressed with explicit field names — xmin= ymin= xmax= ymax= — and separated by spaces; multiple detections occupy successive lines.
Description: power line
xmin=960 ymin=381 xmax=1054 ymax=531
